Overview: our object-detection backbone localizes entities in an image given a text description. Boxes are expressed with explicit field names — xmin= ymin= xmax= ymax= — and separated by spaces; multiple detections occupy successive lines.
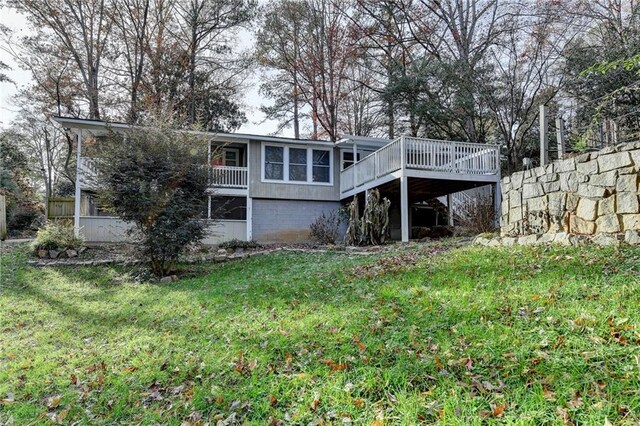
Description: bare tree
xmin=172 ymin=0 xmax=255 ymax=124
xmin=482 ymin=2 xmax=575 ymax=173
xmin=109 ymin=0 xmax=151 ymax=123
xmin=9 ymin=0 xmax=115 ymax=119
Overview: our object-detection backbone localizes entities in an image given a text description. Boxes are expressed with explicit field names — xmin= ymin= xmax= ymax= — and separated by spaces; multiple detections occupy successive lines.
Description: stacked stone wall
xmin=501 ymin=142 xmax=640 ymax=238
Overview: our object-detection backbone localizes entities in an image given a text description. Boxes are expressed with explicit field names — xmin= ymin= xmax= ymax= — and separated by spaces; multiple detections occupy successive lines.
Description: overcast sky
xmin=0 ymin=7 xmax=285 ymax=136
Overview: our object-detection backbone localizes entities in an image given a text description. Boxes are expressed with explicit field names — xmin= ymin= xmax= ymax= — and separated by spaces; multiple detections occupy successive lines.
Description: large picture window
xmin=264 ymin=146 xmax=284 ymax=180
xmin=262 ymin=144 xmax=332 ymax=185
xmin=289 ymin=148 xmax=307 ymax=181
xmin=312 ymin=150 xmax=330 ymax=182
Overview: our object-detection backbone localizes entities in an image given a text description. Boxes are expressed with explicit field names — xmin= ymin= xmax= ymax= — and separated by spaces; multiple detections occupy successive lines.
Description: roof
xmin=336 ymin=134 xmax=392 ymax=150
xmin=50 ymin=116 xmax=337 ymax=147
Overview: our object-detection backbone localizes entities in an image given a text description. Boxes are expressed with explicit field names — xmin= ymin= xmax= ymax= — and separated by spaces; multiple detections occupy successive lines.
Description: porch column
xmin=400 ymin=175 xmax=409 ymax=242
xmin=246 ymin=196 xmax=253 ymax=241
xmin=447 ymin=193 xmax=454 ymax=226
xmin=494 ymin=182 xmax=502 ymax=228
xmin=73 ymin=129 xmax=82 ymax=237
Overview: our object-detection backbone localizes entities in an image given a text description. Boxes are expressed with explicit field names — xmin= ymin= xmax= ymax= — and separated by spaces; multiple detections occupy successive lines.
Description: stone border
xmin=25 ymin=246 xmax=380 ymax=268
xmin=474 ymin=230 xmax=640 ymax=247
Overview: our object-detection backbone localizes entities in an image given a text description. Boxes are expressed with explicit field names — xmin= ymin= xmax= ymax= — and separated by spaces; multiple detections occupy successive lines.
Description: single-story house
xmin=51 ymin=116 xmax=501 ymax=244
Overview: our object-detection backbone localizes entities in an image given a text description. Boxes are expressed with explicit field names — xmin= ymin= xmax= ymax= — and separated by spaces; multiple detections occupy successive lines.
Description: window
xmin=264 ymin=146 xmax=284 ymax=180
xmin=223 ymin=149 xmax=239 ymax=167
xmin=312 ymin=149 xmax=330 ymax=182
xmin=341 ymin=151 xmax=361 ymax=170
xmin=262 ymin=144 xmax=332 ymax=185
xmin=289 ymin=148 xmax=307 ymax=181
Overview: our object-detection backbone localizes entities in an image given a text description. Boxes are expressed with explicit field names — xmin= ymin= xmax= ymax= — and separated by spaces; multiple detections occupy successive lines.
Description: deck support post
xmin=447 ymin=193 xmax=454 ymax=226
xmin=400 ymin=175 xmax=409 ymax=242
xmin=74 ymin=129 xmax=82 ymax=237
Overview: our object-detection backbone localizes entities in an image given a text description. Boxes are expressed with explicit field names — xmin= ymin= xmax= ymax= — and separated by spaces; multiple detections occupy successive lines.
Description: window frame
xmin=261 ymin=142 xmax=333 ymax=186
xmin=223 ymin=148 xmax=240 ymax=167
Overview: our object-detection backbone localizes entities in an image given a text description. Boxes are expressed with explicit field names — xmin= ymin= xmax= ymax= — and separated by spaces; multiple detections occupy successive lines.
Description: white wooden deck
xmin=340 ymin=135 xmax=501 ymax=242
xmin=340 ymin=136 xmax=500 ymax=199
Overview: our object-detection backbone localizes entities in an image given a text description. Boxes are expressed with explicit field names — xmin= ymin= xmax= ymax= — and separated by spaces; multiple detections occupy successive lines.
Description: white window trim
xmin=261 ymin=142 xmax=333 ymax=186
xmin=340 ymin=150 xmax=362 ymax=171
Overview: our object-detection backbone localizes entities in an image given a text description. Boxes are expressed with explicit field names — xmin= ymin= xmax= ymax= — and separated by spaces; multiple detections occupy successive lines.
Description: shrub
xmin=346 ymin=189 xmax=391 ymax=246
xmin=218 ymin=239 xmax=262 ymax=250
xmin=309 ymin=209 xmax=343 ymax=244
xmin=98 ymin=116 xmax=211 ymax=276
xmin=456 ymin=194 xmax=498 ymax=235
xmin=32 ymin=222 xmax=84 ymax=251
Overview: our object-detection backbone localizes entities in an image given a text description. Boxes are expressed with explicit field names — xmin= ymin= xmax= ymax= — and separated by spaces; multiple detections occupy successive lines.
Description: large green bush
xmin=98 ymin=117 xmax=211 ymax=276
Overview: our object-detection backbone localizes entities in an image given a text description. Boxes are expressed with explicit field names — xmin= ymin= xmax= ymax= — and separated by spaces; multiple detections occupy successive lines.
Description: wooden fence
xmin=0 ymin=194 xmax=6 ymax=240
xmin=47 ymin=197 xmax=75 ymax=220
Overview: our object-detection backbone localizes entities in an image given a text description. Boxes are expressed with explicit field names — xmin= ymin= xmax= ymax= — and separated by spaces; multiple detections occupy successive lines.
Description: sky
xmin=0 ymin=6 xmax=285 ymax=136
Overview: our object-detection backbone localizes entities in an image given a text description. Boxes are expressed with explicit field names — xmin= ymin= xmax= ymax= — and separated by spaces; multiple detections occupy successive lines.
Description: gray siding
xmin=248 ymin=141 xmax=341 ymax=201
xmin=252 ymin=198 xmax=342 ymax=242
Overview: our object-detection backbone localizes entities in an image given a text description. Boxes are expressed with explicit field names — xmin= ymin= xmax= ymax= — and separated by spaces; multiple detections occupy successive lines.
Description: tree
xmin=256 ymin=0 xmax=359 ymax=141
xmin=173 ymin=0 xmax=256 ymax=126
xmin=562 ymin=0 xmax=640 ymax=145
xmin=256 ymin=0 xmax=306 ymax=138
xmin=11 ymin=107 xmax=69 ymax=200
xmin=482 ymin=2 xmax=575 ymax=173
xmin=97 ymin=116 xmax=211 ymax=276
xmin=9 ymin=0 xmax=115 ymax=119
xmin=108 ymin=0 xmax=151 ymax=123
xmin=0 ymin=131 xmax=42 ymax=231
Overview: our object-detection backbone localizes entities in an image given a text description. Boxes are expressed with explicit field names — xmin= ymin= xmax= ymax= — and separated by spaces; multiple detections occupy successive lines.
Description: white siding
xmin=80 ymin=217 xmax=131 ymax=242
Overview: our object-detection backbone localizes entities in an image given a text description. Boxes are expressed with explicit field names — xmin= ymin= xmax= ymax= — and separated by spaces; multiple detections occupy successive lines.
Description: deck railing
xmin=210 ymin=166 xmax=248 ymax=188
xmin=340 ymin=135 xmax=499 ymax=194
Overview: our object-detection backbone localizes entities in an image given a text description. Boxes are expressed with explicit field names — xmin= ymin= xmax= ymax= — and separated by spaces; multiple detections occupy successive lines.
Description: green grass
xmin=1 ymin=242 xmax=640 ymax=425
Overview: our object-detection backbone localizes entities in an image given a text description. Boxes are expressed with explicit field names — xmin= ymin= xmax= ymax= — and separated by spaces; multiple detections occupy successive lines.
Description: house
xmin=51 ymin=116 xmax=501 ymax=244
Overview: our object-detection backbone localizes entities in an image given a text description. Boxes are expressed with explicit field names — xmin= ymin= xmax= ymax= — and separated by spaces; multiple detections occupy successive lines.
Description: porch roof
xmin=50 ymin=116 xmax=336 ymax=147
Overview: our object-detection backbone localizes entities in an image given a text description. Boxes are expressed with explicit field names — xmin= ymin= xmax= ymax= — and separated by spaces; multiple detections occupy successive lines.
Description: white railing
xmin=376 ymin=138 xmax=403 ymax=176
xmin=341 ymin=166 xmax=355 ymax=193
xmin=340 ymin=136 xmax=500 ymax=193
xmin=210 ymin=166 xmax=248 ymax=188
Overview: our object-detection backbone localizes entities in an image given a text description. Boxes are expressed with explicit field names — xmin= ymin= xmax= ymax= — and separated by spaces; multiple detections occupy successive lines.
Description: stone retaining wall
xmin=501 ymin=142 xmax=640 ymax=237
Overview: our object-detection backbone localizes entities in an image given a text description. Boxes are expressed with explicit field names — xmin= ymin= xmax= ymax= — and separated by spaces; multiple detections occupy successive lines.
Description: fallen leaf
xmin=45 ymin=395 xmax=62 ymax=409
xmin=492 ymin=403 xmax=506 ymax=417
xmin=353 ymin=399 xmax=365 ymax=408
xmin=0 ymin=392 xmax=15 ymax=404
xmin=310 ymin=397 xmax=320 ymax=411
xmin=567 ymin=390 xmax=583 ymax=409
xmin=268 ymin=394 xmax=278 ymax=406
xmin=248 ymin=359 xmax=258 ymax=372
xmin=465 ymin=357 xmax=473 ymax=371
xmin=434 ymin=355 xmax=443 ymax=371
xmin=556 ymin=407 xmax=575 ymax=426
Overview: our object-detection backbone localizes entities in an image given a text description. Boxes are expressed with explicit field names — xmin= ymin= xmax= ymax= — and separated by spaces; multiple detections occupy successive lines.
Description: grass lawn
xmin=1 ymin=242 xmax=640 ymax=425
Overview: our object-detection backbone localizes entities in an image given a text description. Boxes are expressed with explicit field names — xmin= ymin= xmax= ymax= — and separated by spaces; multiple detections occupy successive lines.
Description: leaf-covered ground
xmin=1 ymin=242 xmax=640 ymax=425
